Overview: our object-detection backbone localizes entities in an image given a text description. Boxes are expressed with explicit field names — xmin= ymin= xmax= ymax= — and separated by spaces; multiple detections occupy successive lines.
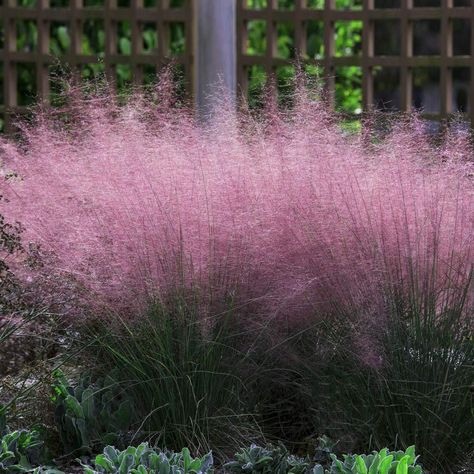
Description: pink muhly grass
xmin=0 ymin=78 xmax=472 ymax=350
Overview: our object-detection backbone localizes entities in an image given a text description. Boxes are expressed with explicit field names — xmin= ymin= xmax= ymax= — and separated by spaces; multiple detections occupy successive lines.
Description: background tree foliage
xmin=246 ymin=0 xmax=363 ymax=114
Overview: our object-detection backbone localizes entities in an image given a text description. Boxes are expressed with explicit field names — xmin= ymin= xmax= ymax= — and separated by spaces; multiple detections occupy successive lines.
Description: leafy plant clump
xmin=313 ymin=446 xmax=423 ymax=474
xmin=80 ymin=443 xmax=214 ymax=474
xmin=52 ymin=370 xmax=136 ymax=456
xmin=224 ymin=443 xmax=309 ymax=473
xmin=0 ymin=404 xmax=61 ymax=473
xmin=0 ymin=425 xmax=43 ymax=472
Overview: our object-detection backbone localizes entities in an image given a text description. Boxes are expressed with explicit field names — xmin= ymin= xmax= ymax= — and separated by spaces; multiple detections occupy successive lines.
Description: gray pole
xmin=195 ymin=0 xmax=237 ymax=121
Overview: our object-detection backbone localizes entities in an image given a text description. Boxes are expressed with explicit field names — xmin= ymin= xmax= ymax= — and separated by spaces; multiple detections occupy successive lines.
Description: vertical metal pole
xmin=400 ymin=0 xmax=413 ymax=113
xmin=195 ymin=0 xmax=237 ymax=120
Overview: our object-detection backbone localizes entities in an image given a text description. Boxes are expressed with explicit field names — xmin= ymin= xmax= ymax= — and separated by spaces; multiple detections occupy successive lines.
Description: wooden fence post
xmin=195 ymin=0 xmax=237 ymax=120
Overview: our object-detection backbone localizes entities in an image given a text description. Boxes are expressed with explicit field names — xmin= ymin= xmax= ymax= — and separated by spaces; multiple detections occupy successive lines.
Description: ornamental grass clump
xmin=88 ymin=291 xmax=263 ymax=457
xmin=0 ymin=75 xmax=472 ymax=471
xmin=1 ymin=79 xmax=472 ymax=324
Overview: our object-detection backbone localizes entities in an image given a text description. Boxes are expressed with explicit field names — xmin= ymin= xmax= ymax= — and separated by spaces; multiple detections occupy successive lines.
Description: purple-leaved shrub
xmin=0 ymin=78 xmax=472 ymax=349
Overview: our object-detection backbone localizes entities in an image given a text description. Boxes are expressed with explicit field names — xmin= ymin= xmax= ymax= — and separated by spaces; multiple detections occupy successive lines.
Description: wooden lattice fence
xmin=1 ymin=0 xmax=474 ymax=131
xmin=237 ymin=0 xmax=474 ymax=127
xmin=0 ymin=0 xmax=193 ymax=132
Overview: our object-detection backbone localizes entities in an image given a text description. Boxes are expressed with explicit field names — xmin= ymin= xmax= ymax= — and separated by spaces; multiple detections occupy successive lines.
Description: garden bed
xmin=0 ymin=77 xmax=472 ymax=474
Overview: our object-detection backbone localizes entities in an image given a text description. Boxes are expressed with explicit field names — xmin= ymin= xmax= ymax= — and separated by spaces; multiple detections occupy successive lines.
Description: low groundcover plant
xmin=51 ymin=369 xmax=137 ymax=456
xmin=0 ymin=404 xmax=61 ymax=474
xmin=224 ymin=443 xmax=309 ymax=473
xmin=312 ymin=446 xmax=423 ymax=474
xmin=80 ymin=443 xmax=214 ymax=474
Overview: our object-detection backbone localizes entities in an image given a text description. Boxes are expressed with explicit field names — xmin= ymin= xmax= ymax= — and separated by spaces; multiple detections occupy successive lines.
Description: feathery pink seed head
xmin=1 ymin=79 xmax=472 ymax=362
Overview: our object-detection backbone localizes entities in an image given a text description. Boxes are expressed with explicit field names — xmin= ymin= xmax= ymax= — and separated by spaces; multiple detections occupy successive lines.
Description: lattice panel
xmin=0 ymin=0 xmax=193 ymax=132
xmin=237 ymin=0 xmax=474 ymax=127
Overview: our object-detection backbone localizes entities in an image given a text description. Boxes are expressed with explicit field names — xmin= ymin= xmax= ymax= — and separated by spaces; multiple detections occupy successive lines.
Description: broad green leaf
xmin=254 ymin=456 xmax=273 ymax=465
xmin=65 ymin=395 xmax=84 ymax=419
xmin=396 ymin=456 xmax=409 ymax=474
xmin=104 ymin=445 xmax=119 ymax=464
xmin=119 ymin=453 xmax=134 ymax=474
xmin=368 ymin=454 xmax=380 ymax=474
xmin=355 ymin=455 xmax=368 ymax=474
xmin=57 ymin=26 xmax=70 ymax=50
xmin=198 ymin=452 xmax=213 ymax=473
xmin=95 ymin=454 xmax=114 ymax=470
xmin=81 ymin=388 xmax=95 ymax=420
xmin=378 ymin=449 xmax=388 ymax=461
xmin=404 ymin=446 xmax=416 ymax=465
xmin=119 ymin=37 xmax=131 ymax=55
xmin=378 ymin=455 xmax=393 ymax=474
xmin=181 ymin=447 xmax=191 ymax=469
